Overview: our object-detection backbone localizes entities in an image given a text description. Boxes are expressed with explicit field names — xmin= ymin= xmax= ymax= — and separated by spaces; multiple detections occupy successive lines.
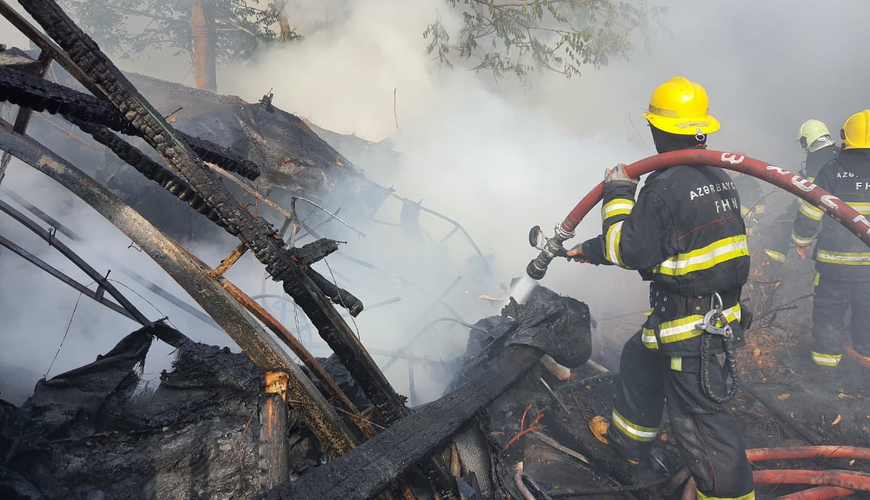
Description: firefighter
xmin=566 ymin=76 xmax=755 ymax=500
xmin=763 ymin=120 xmax=838 ymax=265
xmin=791 ymin=110 xmax=870 ymax=368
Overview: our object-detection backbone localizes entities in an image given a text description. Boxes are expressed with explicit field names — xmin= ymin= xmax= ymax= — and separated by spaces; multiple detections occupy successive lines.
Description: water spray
xmin=525 ymin=149 xmax=870 ymax=280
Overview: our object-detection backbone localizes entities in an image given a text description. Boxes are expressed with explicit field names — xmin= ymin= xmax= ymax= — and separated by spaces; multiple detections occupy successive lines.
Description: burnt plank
xmin=258 ymin=346 xmax=543 ymax=500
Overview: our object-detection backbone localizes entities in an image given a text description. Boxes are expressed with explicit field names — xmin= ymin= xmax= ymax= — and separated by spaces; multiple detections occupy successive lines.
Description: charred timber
xmin=259 ymin=372 xmax=292 ymax=489
xmin=0 ymin=125 xmax=361 ymax=459
xmin=294 ymin=238 xmax=340 ymax=266
xmin=11 ymin=1 xmax=452 ymax=492
xmin=65 ymin=115 xmax=228 ymax=228
xmin=305 ymin=266 xmax=364 ymax=317
xmin=258 ymin=346 xmax=544 ymax=500
xmin=0 ymin=66 xmax=261 ymax=180
xmin=16 ymin=0 xmax=410 ymax=433
xmin=0 ymin=0 xmax=107 ymax=100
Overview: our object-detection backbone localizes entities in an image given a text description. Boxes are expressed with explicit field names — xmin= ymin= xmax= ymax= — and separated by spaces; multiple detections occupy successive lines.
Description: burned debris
xmin=2 ymin=1 xmax=870 ymax=500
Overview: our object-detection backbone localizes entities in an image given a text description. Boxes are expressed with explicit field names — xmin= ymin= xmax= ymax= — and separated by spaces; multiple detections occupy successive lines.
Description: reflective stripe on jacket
xmin=791 ymin=149 xmax=870 ymax=280
xmin=764 ymin=145 xmax=837 ymax=258
xmin=581 ymin=152 xmax=750 ymax=353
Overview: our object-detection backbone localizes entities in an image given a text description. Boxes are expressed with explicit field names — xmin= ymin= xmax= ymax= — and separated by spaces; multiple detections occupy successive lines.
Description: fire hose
xmin=776 ymin=486 xmax=853 ymax=500
xmin=679 ymin=446 xmax=870 ymax=500
xmin=526 ymin=149 xmax=870 ymax=402
xmin=526 ymin=149 xmax=870 ymax=280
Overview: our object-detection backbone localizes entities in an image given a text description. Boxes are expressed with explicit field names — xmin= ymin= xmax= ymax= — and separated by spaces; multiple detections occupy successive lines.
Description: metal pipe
xmin=1 ymin=188 xmax=222 ymax=331
xmin=0 ymin=231 xmax=137 ymax=321
xmin=0 ymin=197 xmax=150 ymax=325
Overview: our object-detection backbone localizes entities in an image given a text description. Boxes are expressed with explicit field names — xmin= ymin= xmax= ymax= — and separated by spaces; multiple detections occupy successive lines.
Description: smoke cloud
xmin=3 ymin=0 xmax=870 ymax=404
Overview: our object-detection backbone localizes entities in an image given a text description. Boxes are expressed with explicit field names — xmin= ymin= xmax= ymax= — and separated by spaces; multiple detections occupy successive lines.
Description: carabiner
xmin=696 ymin=292 xmax=733 ymax=340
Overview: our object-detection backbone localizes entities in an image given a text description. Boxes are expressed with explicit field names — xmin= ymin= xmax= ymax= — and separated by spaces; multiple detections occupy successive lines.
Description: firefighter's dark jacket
xmin=804 ymin=145 xmax=839 ymax=182
xmin=765 ymin=145 xmax=837 ymax=259
xmin=580 ymin=161 xmax=750 ymax=355
xmin=792 ymin=149 xmax=870 ymax=280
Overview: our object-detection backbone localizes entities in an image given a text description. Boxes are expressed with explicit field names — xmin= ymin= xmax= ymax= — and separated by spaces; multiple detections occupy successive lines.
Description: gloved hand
xmin=796 ymin=246 xmax=810 ymax=260
xmin=566 ymin=244 xmax=588 ymax=263
xmin=605 ymin=163 xmax=638 ymax=185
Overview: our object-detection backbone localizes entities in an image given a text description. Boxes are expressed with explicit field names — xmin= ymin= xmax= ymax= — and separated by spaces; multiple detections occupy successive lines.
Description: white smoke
xmin=4 ymin=0 xmax=870 ymax=403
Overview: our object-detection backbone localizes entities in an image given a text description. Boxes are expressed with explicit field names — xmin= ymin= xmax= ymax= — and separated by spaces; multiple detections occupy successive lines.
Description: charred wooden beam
xmin=64 ymin=115 xmax=229 ymax=227
xmin=257 ymin=346 xmax=544 ymax=500
xmin=211 ymin=242 xmax=248 ymax=277
xmin=0 ymin=65 xmax=261 ymax=179
xmin=0 ymin=0 xmax=107 ymax=100
xmin=8 ymin=0 xmax=451 ymax=490
xmin=0 ymin=126 xmax=360 ymax=458
xmin=0 ymin=231 xmax=138 ymax=322
xmin=0 ymin=49 xmax=51 ymax=184
xmin=259 ymin=371 xmax=291 ymax=489
xmin=218 ymin=277 xmax=377 ymax=439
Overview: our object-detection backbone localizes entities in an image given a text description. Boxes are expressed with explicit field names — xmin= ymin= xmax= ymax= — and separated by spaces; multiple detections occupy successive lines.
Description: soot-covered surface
xmin=0 ymin=324 xmax=342 ymax=500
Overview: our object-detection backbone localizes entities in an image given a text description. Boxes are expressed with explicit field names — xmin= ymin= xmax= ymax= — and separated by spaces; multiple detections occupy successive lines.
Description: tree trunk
xmin=276 ymin=1 xmax=294 ymax=42
xmin=189 ymin=0 xmax=217 ymax=91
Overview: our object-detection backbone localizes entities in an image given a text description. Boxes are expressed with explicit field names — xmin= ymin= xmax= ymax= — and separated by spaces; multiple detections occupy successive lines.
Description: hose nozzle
xmin=526 ymin=225 xmax=571 ymax=280
xmin=526 ymin=257 xmax=549 ymax=280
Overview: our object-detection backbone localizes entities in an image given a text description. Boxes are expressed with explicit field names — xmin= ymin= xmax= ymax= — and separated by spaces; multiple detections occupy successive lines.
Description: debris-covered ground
xmin=4 ymin=273 xmax=870 ymax=500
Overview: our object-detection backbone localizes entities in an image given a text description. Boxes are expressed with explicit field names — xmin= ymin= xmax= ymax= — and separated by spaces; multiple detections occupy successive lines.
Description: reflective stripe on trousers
xmin=611 ymin=408 xmax=658 ymax=442
xmin=791 ymin=231 xmax=813 ymax=247
xmin=811 ymin=351 xmax=842 ymax=367
xmin=697 ymin=490 xmax=756 ymax=500
xmin=816 ymin=250 xmax=870 ymax=265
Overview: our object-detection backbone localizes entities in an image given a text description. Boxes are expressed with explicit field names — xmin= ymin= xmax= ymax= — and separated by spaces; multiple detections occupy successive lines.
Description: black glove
xmin=566 ymin=244 xmax=588 ymax=263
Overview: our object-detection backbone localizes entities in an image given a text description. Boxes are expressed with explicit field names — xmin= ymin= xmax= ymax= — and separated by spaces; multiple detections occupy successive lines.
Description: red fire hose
xmin=746 ymin=447 xmax=870 ymax=462
xmin=682 ymin=471 xmax=870 ymax=500
xmin=845 ymin=347 xmax=870 ymax=370
xmin=680 ymin=446 xmax=870 ymax=500
xmin=527 ymin=149 xmax=870 ymax=279
xmin=776 ymin=486 xmax=853 ymax=500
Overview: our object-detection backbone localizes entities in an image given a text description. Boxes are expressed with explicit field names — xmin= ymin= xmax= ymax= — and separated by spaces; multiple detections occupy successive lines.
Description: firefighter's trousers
xmin=811 ymin=275 xmax=870 ymax=367
xmin=608 ymin=332 xmax=755 ymax=500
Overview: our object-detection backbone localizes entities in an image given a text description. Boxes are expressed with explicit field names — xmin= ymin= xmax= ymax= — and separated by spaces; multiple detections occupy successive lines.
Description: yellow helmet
xmin=796 ymin=119 xmax=830 ymax=148
xmin=643 ymin=76 xmax=720 ymax=135
xmin=841 ymin=110 xmax=870 ymax=150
